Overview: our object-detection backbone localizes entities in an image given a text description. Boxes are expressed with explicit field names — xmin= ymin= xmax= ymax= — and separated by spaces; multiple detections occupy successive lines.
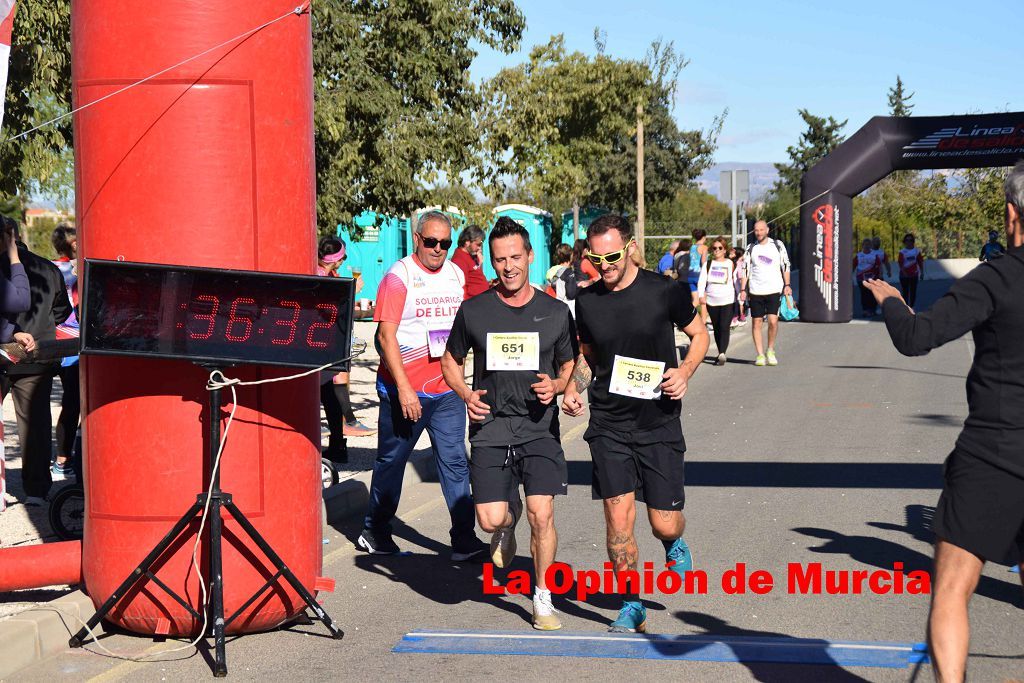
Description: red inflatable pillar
xmin=72 ymin=1 xmax=322 ymax=635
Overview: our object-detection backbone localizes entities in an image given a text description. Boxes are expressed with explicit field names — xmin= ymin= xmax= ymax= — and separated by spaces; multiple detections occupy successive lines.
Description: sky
xmin=470 ymin=0 xmax=1021 ymax=164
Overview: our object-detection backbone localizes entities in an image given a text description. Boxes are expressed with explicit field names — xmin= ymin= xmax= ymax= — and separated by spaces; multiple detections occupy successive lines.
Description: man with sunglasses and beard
xmin=441 ymin=217 xmax=577 ymax=630
xmin=359 ymin=210 xmax=486 ymax=561
xmin=562 ymin=214 xmax=709 ymax=633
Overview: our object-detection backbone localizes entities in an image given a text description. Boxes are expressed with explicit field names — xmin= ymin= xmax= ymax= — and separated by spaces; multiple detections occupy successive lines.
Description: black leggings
xmin=56 ymin=363 xmax=81 ymax=459
xmin=859 ymin=279 xmax=876 ymax=315
xmin=899 ymin=276 xmax=919 ymax=308
xmin=706 ymin=304 xmax=732 ymax=354
xmin=320 ymin=381 xmax=356 ymax=452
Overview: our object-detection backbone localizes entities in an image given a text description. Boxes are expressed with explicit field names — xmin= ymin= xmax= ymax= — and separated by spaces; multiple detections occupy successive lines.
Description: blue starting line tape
xmin=394 ymin=629 xmax=929 ymax=669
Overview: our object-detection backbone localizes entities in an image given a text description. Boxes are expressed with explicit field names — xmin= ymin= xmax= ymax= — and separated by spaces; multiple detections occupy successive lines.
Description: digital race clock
xmin=81 ymin=260 xmax=355 ymax=370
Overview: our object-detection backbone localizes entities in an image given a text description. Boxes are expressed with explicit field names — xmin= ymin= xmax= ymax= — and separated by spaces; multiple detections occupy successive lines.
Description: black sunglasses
xmin=419 ymin=236 xmax=452 ymax=250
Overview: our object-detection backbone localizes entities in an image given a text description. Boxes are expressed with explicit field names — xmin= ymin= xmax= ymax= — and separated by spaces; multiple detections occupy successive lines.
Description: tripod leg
xmin=223 ymin=501 xmax=344 ymax=640
xmin=69 ymin=500 xmax=205 ymax=648
xmin=208 ymin=495 xmax=228 ymax=677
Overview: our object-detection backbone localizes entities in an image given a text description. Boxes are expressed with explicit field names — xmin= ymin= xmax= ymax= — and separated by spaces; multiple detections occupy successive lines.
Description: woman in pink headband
xmin=317 ymin=237 xmax=347 ymax=276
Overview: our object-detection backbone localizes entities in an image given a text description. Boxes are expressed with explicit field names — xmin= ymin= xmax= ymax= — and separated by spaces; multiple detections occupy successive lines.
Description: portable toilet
xmin=560 ymin=206 xmax=609 ymax=244
xmin=337 ymin=211 xmax=410 ymax=301
xmin=408 ymin=205 xmax=466 ymax=258
xmin=486 ymin=204 xmax=553 ymax=286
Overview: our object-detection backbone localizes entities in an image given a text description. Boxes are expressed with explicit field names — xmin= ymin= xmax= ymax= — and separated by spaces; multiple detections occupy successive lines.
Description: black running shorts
xmin=747 ymin=293 xmax=781 ymax=319
xmin=932 ymin=449 xmax=1024 ymax=566
xmin=470 ymin=438 xmax=568 ymax=504
xmin=586 ymin=430 xmax=685 ymax=511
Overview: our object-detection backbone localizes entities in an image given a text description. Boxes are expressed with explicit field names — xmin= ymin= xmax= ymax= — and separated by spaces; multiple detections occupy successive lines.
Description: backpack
xmin=672 ymin=251 xmax=691 ymax=278
xmin=547 ymin=266 xmax=576 ymax=303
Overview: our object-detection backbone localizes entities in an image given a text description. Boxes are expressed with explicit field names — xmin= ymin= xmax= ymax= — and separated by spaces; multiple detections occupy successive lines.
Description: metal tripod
xmin=68 ymin=368 xmax=344 ymax=676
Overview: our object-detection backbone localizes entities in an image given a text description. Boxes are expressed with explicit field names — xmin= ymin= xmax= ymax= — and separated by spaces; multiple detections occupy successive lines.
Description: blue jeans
xmin=363 ymin=387 xmax=476 ymax=547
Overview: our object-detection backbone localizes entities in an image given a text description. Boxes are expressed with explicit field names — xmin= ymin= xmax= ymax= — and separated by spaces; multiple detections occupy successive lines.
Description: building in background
xmin=560 ymin=206 xmax=608 ymax=245
xmin=487 ymin=204 xmax=553 ymax=285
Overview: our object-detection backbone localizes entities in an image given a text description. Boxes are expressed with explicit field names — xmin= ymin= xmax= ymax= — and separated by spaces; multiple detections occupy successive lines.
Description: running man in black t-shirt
xmin=562 ymin=214 xmax=709 ymax=633
xmin=442 ymin=217 xmax=577 ymax=631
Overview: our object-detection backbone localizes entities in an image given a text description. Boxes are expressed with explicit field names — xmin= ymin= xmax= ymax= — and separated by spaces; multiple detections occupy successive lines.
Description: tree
xmin=0 ymin=1 xmax=73 ymax=210
xmin=855 ymin=167 xmax=1010 ymax=259
xmin=586 ymin=40 xmax=723 ymax=213
xmin=478 ymin=34 xmax=721 ymax=218
xmin=312 ymin=0 xmax=524 ymax=235
xmin=773 ymin=109 xmax=847 ymax=193
xmin=645 ymin=186 xmax=729 ymax=264
xmin=424 ymin=182 xmax=494 ymax=229
xmin=887 ymin=75 xmax=914 ymax=117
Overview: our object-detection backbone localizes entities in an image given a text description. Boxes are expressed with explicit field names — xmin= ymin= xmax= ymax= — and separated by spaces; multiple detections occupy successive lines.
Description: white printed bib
xmin=427 ymin=328 xmax=451 ymax=358
xmin=486 ymin=332 xmax=540 ymax=371
xmin=609 ymin=355 xmax=665 ymax=399
xmin=707 ymin=263 xmax=730 ymax=285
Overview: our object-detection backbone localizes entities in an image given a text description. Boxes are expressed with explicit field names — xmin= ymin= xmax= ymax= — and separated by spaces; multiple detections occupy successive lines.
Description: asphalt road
xmin=16 ymin=280 xmax=1024 ymax=682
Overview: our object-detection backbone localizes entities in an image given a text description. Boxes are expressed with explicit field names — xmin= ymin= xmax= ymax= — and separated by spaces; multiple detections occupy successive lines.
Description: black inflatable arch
xmin=799 ymin=111 xmax=1024 ymax=322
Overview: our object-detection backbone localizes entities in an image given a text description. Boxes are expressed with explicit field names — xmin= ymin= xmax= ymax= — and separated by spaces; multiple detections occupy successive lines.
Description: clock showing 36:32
xmin=81 ymin=260 xmax=356 ymax=370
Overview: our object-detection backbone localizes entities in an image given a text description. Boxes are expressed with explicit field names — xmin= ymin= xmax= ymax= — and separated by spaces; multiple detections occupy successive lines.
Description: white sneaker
xmin=533 ymin=589 xmax=562 ymax=630
xmin=716 ymin=353 xmax=727 ymax=366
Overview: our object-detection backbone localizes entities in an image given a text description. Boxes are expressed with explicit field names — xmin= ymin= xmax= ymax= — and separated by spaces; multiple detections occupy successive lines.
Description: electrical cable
xmin=2 ymin=346 xmax=363 ymax=662
xmin=764 ymin=187 xmax=833 ymax=226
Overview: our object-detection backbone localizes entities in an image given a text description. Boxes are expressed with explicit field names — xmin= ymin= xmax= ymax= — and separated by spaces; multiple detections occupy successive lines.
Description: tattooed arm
xmin=561 ymin=343 xmax=593 ymax=416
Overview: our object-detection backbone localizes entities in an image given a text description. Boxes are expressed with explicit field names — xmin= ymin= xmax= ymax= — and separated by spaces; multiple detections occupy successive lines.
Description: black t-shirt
xmin=446 ymin=289 xmax=577 ymax=446
xmin=575 ymin=268 xmax=696 ymax=436
xmin=883 ymin=247 xmax=1024 ymax=479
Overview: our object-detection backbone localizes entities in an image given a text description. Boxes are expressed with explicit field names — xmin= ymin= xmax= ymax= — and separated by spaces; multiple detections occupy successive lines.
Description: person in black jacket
xmin=863 ymin=161 xmax=1024 ymax=683
xmin=0 ymin=218 xmax=72 ymax=505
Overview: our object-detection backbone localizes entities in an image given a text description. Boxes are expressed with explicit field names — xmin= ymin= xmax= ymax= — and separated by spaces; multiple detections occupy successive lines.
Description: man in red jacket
xmin=451 ymin=225 xmax=489 ymax=299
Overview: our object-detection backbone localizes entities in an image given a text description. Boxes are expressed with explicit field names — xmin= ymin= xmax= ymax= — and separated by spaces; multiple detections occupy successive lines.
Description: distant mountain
xmin=697 ymin=162 xmax=780 ymax=203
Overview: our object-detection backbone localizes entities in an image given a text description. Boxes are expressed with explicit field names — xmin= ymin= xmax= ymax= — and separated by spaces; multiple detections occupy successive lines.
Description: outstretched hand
xmin=862 ymin=278 xmax=905 ymax=308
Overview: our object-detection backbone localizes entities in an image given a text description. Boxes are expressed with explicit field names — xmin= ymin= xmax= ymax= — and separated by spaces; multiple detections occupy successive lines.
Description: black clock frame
xmin=80 ymin=259 xmax=356 ymax=371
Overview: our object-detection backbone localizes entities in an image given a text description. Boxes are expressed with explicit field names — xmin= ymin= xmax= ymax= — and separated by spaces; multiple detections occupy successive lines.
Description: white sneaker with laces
xmin=533 ymin=589 xmax=562 ymax=630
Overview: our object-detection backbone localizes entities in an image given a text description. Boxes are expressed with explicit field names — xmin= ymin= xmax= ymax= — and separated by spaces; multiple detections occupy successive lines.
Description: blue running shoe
xmin=51 ymin=460 xmax=75 ymax=481
xmin=665 ymin=537 xmax=693 ymax=577
xmin=608 ymin=601 xmax=647 ymax=633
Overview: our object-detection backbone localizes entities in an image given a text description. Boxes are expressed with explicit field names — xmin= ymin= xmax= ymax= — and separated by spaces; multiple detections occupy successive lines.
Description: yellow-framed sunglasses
xmin=585 ymin=239 xmax=635 ymax=266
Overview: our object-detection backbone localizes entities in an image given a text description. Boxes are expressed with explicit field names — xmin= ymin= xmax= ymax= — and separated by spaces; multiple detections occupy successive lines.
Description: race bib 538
xmin=608 ymin=355 xmax=665 ymax=399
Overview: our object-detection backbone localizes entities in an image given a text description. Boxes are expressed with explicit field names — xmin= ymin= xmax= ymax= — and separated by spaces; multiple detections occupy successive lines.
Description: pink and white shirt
xmin=374 ymin=255 xmax=464 ymax=396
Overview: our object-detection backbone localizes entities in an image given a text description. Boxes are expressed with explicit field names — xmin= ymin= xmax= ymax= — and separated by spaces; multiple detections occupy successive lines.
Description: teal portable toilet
xmin=337 ymin=211 xmax=409 ymax=301
xmin=486 ymin=204 xmax=553 ymax=286
xmin=408 ymin=205 xmax=466 ymax=258
xmin=560 ymin=206 xmax=609 ymax=244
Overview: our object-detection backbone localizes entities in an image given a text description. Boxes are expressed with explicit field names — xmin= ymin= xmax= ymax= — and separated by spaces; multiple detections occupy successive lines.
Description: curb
xmin=0 ymin=591 xmax=95 ymax=680
xmin=0 ymin=454 xmax=439 ymax=679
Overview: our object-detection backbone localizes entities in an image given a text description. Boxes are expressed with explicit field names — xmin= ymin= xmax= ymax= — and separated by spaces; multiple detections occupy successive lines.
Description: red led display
xmin=81 ymin=260 xmax=355 ymax=370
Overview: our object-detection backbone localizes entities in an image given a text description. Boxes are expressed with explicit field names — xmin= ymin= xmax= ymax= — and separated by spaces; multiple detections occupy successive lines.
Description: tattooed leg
xmin=648 ymin=508 xmax=685 ymax=540
xmin=604 ymin=493 xmax=639 ymax=601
